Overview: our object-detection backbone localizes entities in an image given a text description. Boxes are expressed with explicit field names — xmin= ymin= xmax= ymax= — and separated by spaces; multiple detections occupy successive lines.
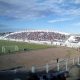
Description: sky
xmin=0 ymin=0 xmax=80 ymax=33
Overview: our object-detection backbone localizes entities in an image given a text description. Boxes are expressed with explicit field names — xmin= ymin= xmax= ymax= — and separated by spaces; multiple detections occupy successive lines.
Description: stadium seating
xmin=5 ymin=31 xmax=69 ymax=42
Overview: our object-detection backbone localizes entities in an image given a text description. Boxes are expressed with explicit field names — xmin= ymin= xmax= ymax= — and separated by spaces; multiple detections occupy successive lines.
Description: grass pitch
xmin=0 ymin=40 xmax=54 ymax=55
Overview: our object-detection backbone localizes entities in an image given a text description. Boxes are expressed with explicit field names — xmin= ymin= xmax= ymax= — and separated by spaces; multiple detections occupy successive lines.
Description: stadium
xmin=0 ymin=0 xmax=80 ymax=80
xmin=1 ymin=30 xmax=80 ymax=47
xmin=0 ymin=30 xmax=80 ymax=80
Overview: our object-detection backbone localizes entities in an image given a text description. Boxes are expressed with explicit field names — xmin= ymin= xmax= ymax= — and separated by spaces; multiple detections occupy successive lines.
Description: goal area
xmin=2 ymin=45 xmax=19 ymax=53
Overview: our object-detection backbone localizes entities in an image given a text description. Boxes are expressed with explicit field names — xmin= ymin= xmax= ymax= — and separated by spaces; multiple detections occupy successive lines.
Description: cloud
xmin=48 ymin=18 xmax=72 ymax=23
xmin=0 ymin=0 xmax=80 ymax=20
xmin=75 ymin=0 xmax=80 ymax=4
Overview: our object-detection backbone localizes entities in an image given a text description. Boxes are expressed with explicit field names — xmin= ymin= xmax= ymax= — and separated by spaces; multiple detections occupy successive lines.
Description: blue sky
xmin=0 ymin=0 xmax=80 ymax=33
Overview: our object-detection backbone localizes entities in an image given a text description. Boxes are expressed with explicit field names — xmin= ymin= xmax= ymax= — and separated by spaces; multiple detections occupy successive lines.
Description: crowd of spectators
xmin=6 ymin=31 xmax=69 ymax=42
xmin=75 ymin=36 xmax=80 ymax=42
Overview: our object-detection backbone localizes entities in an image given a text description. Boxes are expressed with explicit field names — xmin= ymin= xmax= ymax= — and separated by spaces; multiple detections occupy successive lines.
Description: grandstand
xmin=4 ymin=30 xmax=69 ymax=41
xmin=1 ymin=30 xmax=80 ymax=48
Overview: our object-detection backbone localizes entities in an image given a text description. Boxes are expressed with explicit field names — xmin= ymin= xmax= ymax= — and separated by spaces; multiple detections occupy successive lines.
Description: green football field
xmin=0 ymin=40 xmax=54 ymax=55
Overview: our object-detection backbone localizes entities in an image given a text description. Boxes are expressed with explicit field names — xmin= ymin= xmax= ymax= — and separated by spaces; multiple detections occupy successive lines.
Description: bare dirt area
xmin=0 ymin=46 xmax=80 ymax=70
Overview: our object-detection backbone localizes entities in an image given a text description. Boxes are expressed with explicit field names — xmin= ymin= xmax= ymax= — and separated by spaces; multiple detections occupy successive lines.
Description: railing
xmin=30 ymin=57 xmax=80 ymax=73
xmin=0 ymin=57 xmax=80 ymax=80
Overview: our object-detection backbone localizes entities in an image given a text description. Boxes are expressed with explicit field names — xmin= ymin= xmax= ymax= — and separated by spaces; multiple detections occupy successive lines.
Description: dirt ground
xmin=0 ymin=46 xmax=80 ymax=70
